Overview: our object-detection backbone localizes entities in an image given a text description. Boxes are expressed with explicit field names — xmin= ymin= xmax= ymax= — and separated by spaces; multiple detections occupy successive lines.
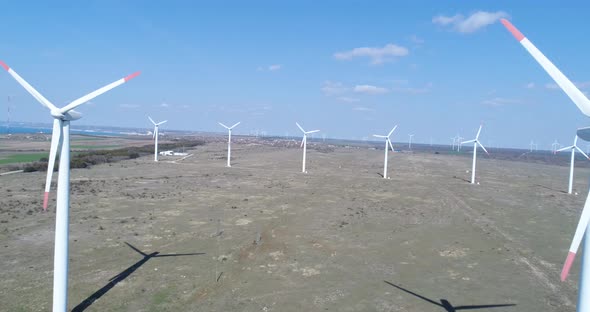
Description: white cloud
xmin=120 ymin=103 xmax=140 ymax=109
xmin=525 ymin=82 xmax=535 ymax=89
xmin=482 ymin=97 xmax=522 ymax=107
xmin=409 ymin=35 xmax=425 ymax=44
xmin=433 ymin=11 xmax=508 ymax=34
xmin=334 ymin=43 xmax=409 ymax=65
xmin=160 ymin=102 xmax=169 ymax=108
xmin=258 ymin=64 xmax=283 ymax=72
xmin=337 ymin=97 xmax=360 ymax=103
xmin=545 ymin=81 xmax=590 ymax=90
xmin=321 ymin=81 xmax=348 ymax=96
xmin=354 ymin=85 xmax=389 ymax=95
xmin=353 ymin=106 xmax=374 ymax=112
xmin=392 ymin=82 xmax=433 ymax=94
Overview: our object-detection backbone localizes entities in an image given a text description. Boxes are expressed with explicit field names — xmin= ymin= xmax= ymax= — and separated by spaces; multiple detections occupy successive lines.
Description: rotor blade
xmin=387 ymin=139 xmax=394 ymax=151
xmin=156 ymin=120 xmax=167 ymax=126
xmin=477 ymin=141 xmax=489 ymax=154
xmin=218 ymin=122 xmax=229 ymax=129
xmin=576 ymin=146 xmax=590 ymax=159
xmin=556 ymin=146 xmax=574 ymax=152
xmin=561 ymin=192 xmax=590 ymax=281
xmin=230 ymin=122 xmax=241 ymax=129
xmin=148 ymin=116 xmax=156 ymax=125
xmin=574 ymin=136 xmax=579 ymax=146
xmin=501 ymin=19 xmax=590 ymax=117
xmin=373 ymin=134 xmax=387 ymax=138
xmin=476 ymin=125 xmax=483 ymax=139
xmin=295 ymin=122 xmax=305 ymax=133
xmin=388 ymin=125 xmax=398 ymax=137
xmin=60 ymin=71 xmax=141 ymax=114
xmin=300 ymin=135 xmax=306 ymax=148
xmin=460 ymin=139 xmax=476 ymax=145
xmin=306 ymin=130 xmax=320 ymax=134
xmin=152 ymin=126 xmax=157 ymax=139
xmin=0 ymin=61 xmax=58 ymax=111
xmin=43 ymin=119 xmax=62 ymax=210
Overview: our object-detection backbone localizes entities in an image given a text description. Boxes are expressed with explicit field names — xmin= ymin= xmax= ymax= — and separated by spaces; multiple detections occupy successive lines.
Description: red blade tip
xmin=0 ymin=61 xmax=9 ymax=71
xmin=561 ymin=251 xmax=576 ymax=281
xmin=500 ymin=19 xmax=525 ymax=42
xmin=124 ymin=71 xmax=141 ymax=82
xmin=42 ymin=192 xmax=49 ymax=211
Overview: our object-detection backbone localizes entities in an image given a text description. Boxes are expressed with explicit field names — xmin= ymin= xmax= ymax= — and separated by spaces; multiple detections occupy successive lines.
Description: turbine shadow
xmin=452 ymin=175 xmax=471 ymax=183
xmin=72 ymin=242 xmax=205 ymax=312
xmin=384 ymin=281 xmax=516 ymax=311
xmin=533 ymin=184 xmax=568 ymax=194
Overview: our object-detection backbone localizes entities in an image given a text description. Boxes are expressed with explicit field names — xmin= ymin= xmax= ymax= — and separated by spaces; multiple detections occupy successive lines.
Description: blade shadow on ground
xmin=384 ymin=281 xmax=516 ymax=311
xmin=72 ymin=242 xmax=205 ymax=312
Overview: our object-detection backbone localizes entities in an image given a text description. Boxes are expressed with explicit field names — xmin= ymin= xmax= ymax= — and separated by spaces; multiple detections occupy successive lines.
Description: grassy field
xmin=0 ymin=152 xmax=48 ymax=164
xmin=71 ymin=145 xmax=120 ymax=150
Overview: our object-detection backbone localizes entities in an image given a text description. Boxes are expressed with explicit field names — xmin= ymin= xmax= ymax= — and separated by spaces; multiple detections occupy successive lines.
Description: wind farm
xmin=2 ymin=2 xmax=590 ymax=312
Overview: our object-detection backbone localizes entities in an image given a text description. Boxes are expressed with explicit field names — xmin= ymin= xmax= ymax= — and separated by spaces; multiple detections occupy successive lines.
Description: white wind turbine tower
xmin=219 ymin=121 xmax=240 ymax=167
xmin=556 ymin=136 xmax=589 ymax=194
xmin=148 ymin=117 xmax=167 ymax=162
xmin=0 ymin=60 xmax=139 ymax=311
xmin=373 ymin=125 xmax=397 ymax=179
xmin=408 ymin=134 xmax=414 ymax=149
xmin=502 ymin=18 xmax=590 ymax=311
xmin=296 ymin=122 xmax=319 ymax=173
xmin=460 ymin=125 xmax=488 ymax=184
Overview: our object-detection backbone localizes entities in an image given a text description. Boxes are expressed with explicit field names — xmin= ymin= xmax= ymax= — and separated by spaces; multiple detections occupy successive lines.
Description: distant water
xmin=0 ymin=126 xmax=125 ymax=137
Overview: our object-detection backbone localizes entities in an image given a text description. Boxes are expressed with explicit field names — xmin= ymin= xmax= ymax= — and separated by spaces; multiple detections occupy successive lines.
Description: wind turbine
xmin=373 ymin=125 xmax=397 ymax=179
xmin=460 ymin=125 xmax=488 ymax=184
xmin=0 ymin=60 xmax=139 ymax=312
xmin=450 ymin=137 xmax=456 ymax=150
xmin=219 ymin=121 xmax=240 ymax=167
xmin=551 ymin=140 xmax=560 ymax=154
xmin=529 ymin=140 xmax=535 ymax=152
xmin=556 ymin=136 xmax=589 ymax=194
xmin=408 ymin=134 xmax=414 ymax=150
xmin=501 ymin=18 xmax=590 ymax=311
xmin=148 ymin=117 xmax=167 ymax=162
xmin=296 ymin=122 xmax=319 ymax=173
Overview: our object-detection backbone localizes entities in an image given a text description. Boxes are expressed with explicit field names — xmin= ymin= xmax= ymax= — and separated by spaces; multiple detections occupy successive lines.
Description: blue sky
xmin=1 ymin=0 xmax=590 ymax=149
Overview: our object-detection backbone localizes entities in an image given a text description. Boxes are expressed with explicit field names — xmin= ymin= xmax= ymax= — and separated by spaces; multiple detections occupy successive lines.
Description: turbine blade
xmin=388 ymin=125 xmax=398 ymax=137
xmin=561 ymin=192 xmax=590 ymax=281
xmin=296 ymin=122 xmax=305 ymax=133
xmin=218 ymin=122 xmax=229 ymax=129
xmin=157 ymin=120 xmax=167 ymax=126
xmin=152 ymin=126 xmax=157 ymax=139
xmin=556 ymin=146 xmax=574 ymax=152
xmin=388 ymin=139 xmax=394 ymax=151
xmin=501 ymin=19 xmax=590 ymax=117
xmin=230 ymin=121 xmax=241 ymax=129
xmin=476 ymin=125 xmax=483 ymax=139
xmin=43 ymin=119 xmax=62 ymax=210
xmin=461 ymin=139 xmax=476 ymax=144
xmin=300 ymin=136 xmax=305 ymax=148
xmin=576 ymin=146 xmax=590 ymax=159
xmin=148 ymin=116 xmax=156 ymax=125
xmin=306 ymin=130 xmax=320 ymax=134
xmin=373 ymin=134 xmax=387 ymax=138
xmin=60 ymin=71 xmax=141 ymax=114
xmin=477 ymin=141 xmax=489 ymax=154
xmin=0 ymin=61 xmax=58 ymax=111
